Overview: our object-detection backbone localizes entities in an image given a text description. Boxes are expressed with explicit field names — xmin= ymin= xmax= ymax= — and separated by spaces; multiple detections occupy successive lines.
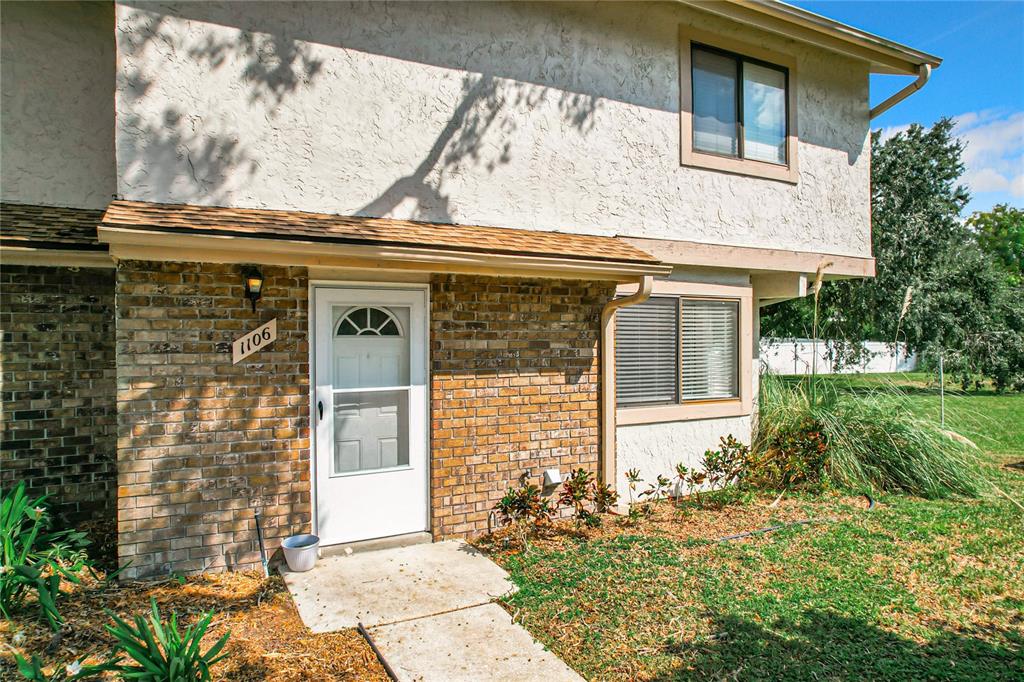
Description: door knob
xmin=318 ymin=401 xmax=323 ymax=420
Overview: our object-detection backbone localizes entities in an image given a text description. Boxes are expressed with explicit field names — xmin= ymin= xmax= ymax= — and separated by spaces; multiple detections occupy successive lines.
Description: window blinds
xmin=615 ymin=297 xmax=739 ymax=407
xmin=615 ymin=297 xmax=678 ymax=405
xmin=681 ymin=299 xmax=738 ymax=400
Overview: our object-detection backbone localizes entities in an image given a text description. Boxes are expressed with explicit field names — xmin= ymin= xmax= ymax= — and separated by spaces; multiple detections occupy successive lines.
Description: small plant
xmin=559 ymin=468 xmax=600 ymax=529
xmin=15 ymin=654 xmax=119 ymax=682
xmin=106 ymin=598 xmax=230 ymax=682
xmin=494 ymin=483 xmax=554 ymax=547
xmin=592 ymin=483 xmax=619 ymax=514
xmin=702 ymin=435 xmax=750 ymax=492
xmin=1 ymin=482 xmax=93 ymax=630
xmin=640 ymin=474 xmax=672 ymax=504
xmin=625 ymin=469 xmax=642 ymax=505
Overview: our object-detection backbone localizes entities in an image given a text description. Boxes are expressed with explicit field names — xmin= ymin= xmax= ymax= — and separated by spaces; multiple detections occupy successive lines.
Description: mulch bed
xmin=0 ymin=569 xmax=388 ymax=681
xmin=474 ymin=492 xmax=866 ymax=555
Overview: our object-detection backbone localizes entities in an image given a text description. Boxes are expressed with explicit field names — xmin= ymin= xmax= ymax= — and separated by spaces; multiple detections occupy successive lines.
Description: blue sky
xmin=791 ymin=1 xmax=1024 ymax=215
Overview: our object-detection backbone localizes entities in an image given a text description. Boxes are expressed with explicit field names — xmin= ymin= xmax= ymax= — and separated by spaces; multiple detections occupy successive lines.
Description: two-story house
xmin=1 ymin=1 xmax=938 ymax=579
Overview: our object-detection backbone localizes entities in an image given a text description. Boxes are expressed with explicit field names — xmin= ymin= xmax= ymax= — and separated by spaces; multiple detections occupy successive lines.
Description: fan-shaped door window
xmin=336 ymin=307 xmax=402 ymax=336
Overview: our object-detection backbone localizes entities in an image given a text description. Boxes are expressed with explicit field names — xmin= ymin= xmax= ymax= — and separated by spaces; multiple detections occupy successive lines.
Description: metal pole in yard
xmin=939 ymin=352 xmax=945 ymax=428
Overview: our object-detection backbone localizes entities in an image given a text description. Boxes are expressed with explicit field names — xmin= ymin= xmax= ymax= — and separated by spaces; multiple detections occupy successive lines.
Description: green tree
xmin=762 ymin=118 xmax=1024 ymax=388
xmin=969 ymin=203 xmax=1024 ymax=286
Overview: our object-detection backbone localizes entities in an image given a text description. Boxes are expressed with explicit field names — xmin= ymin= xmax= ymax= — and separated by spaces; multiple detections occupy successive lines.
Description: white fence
xmin=760 ymin=338 xmax=918 ymax=375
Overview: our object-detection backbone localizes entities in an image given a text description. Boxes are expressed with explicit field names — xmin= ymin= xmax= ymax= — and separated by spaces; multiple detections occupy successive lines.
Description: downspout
xmin=870 ymin=64 xmax=931 ymax=119
xmin=599 ymin=276 xmax=653 ymax=489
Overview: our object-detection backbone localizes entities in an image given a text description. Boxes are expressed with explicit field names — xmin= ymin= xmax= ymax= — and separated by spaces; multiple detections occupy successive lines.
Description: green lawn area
xmin=485 ymin=373 xmax=1024 ymax=681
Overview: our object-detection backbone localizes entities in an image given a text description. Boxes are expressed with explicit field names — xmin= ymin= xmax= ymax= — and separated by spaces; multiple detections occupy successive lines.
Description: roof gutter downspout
xmin=870 ymin=63 xmax=931 ymax=119
xmin=599 ymin=276 xmax=653 ymax=488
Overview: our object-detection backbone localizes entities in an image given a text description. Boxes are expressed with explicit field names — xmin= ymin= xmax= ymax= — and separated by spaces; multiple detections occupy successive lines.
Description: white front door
xmin=313 ymin=286 xmax=429 ymax=545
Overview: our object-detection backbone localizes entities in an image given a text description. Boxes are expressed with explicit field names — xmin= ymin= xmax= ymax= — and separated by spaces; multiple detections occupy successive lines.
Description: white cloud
xmin=877 ymin=123 xmax=910 ymax=143
xmin=952 ymin=109 xmax=1024 ymax=199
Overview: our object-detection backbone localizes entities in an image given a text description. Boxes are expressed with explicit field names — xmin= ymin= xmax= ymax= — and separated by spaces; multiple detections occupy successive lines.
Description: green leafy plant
xmin=15 ymin=654 xmax=119 ymax=681
xmin=105 ymin=598 xmax=230 ymax=682
xmin=558 ymin=468 xmax=600 ymax=529
xmin=753 ymin=374 xmax=982 ymax=498
xmin=1 ymin=482 xmax=93 ymax=630
xmin=494 ymin=483 xmax=554 ymax=547
xmin=702 ymin=435 xmax=750 ymax=492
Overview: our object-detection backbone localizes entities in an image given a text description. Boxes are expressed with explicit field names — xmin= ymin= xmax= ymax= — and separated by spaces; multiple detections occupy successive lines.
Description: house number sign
xmin=232 ymin=318 xmax=277 ymax=364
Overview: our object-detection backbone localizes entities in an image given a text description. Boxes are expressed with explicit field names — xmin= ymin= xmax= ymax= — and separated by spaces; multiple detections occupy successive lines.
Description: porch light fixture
xmin=243 ymin=267 xmax=264 ymax=312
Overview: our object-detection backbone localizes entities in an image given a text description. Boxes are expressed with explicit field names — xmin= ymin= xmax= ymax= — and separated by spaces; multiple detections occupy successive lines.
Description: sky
xmin=790 ymin=0 xmax=1024 ymax=215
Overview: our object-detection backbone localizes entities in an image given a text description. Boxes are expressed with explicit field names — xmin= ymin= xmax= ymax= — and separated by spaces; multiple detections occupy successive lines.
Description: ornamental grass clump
xmin=752 ymin=374 xmax=982 ymax=498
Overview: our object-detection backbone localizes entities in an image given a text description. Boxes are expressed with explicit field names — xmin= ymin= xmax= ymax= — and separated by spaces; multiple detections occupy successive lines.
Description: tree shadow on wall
xmin=358 ymin=73 xmax=601 ymax=223
xmin=116 ymin=2 xmax=603 ymax=217
xmin=655 ymin=609 xmax=1023 ymax=681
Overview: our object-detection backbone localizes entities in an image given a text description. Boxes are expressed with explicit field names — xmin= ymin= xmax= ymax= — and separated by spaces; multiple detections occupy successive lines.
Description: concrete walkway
xmin=280 ymin=540 xmax=582 ymax=682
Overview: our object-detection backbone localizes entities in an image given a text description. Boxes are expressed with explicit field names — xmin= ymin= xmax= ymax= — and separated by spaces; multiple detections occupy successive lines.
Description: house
xmin=0 ymin=1 xmax=937 ymax=580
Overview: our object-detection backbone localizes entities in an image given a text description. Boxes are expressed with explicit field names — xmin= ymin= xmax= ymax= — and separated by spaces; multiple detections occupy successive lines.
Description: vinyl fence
xmin=760 ymin=338 xmax=918 ymax=375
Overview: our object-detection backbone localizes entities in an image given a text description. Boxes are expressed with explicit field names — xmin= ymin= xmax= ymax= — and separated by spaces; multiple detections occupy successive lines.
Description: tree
xmin=762 ymin=118 xmax=1024 ymax=388
xmin=969 ymin=204 xmax=1024 ymax=286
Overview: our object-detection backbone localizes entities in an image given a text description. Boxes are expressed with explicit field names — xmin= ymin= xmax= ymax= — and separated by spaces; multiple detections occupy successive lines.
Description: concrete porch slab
xmin=368 ymin=603 xmax=583 ymax=682
xmin=280 ymin=540 xmax=516 ymax=632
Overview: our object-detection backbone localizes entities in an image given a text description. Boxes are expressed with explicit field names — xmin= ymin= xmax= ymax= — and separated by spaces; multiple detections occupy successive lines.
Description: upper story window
xmin=680 ymin=27 xmax=798 ymax=183
xmin=692 ymin=45 xmax=788 ymax=165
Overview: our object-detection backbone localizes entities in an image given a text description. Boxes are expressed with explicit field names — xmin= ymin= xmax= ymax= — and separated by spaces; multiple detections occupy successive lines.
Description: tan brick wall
xmin=115 ymin=261 xmax=310 ymax=579
xmin=0 ymin=265 xmax=116 ymax=525
xmin=429 ymin=275 xmax=614 ymax=538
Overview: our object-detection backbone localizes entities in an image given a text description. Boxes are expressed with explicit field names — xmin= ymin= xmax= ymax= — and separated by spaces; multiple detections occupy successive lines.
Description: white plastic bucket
xmin=281 ymin=534 xmax=320 ymax=572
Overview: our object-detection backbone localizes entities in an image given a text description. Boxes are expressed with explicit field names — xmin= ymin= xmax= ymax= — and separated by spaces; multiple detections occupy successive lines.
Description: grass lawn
xmin=483 ymin=373 xmax=1024 ymax=681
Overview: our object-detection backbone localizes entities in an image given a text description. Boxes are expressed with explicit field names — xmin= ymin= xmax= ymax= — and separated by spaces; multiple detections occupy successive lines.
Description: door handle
xmin=318 ymin=401 xmax=323 ymax=420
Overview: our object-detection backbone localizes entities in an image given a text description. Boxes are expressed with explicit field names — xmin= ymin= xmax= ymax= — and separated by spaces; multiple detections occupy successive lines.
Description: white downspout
xmin=870 ymin=64 xmax=931 ymax=120
xmin=599 ymin=276 xmax=653 ymax=488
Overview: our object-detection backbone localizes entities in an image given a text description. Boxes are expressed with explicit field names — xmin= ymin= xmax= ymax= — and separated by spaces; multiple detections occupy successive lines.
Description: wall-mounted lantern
xmin=243 ymin=267 xmax=264 ymax=312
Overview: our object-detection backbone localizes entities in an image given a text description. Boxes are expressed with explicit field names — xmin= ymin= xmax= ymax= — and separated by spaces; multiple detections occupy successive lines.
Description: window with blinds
xmin=681 ymin=299 xmax=738 ymax=400
xmin=615 ymin=297 xmax=678 ymax=405
xmin=615 ymin=296 xmax=739 ymax=407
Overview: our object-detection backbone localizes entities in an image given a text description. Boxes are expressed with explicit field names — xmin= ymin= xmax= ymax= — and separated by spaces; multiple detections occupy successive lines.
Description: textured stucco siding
xmin=114 ymin=1 xmax=872 ymax=257
xmin=1 ymin=2 xmax=116 ymax=209
xmin=616 ymin=416 xmax=752 ymax=499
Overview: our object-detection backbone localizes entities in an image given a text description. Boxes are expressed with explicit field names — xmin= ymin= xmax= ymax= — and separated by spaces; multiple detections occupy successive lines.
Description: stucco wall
xmin=616 ymin=416 xmax=752 ymax=499
xmin=1 ymin=2 xmax=116 ymax=209
xmin=114 ymin=1 xmax=872 ymax=257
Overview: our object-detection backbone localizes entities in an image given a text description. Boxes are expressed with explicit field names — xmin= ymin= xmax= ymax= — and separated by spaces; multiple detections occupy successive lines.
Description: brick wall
xmin=429 ymin=275 xmax=615 ymax=538
xmin=0 ymin=265 xmax=117 ymax=525
xmin=115 ymin=261 xmax=310 ymax=579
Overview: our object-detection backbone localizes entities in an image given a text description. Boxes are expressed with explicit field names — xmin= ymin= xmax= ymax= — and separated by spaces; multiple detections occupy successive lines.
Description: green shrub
xmin=495 ymin=483 xmax=554 ymax=541
xmin=1 ymin=482 xmax=93 ymax=630
xmin=753 ymin=375 xmax=982 ymax=498
xmin=106 ymin=598 xmax=230 ymax=682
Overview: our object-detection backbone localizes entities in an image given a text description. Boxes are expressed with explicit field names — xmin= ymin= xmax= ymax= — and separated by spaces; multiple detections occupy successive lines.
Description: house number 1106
xmin=232 ymin=318 xmax=278 ymax=364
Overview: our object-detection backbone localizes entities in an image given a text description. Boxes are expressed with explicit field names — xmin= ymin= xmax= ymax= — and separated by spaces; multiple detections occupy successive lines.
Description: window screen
xmin=615 ymin=297 xmax=678 ymax=405
xmin=616 ymin=297 xmax=740 ymax=407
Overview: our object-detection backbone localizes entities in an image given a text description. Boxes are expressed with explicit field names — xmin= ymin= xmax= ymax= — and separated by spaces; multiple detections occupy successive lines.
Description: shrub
xmin=1 ymin=482 xmax=93 ymax=630
xmin=106 ymin=598 xmax=230 ymax=682
xmin=558 ymin=468 xmax=601 ymax=528
xmin=753 ymin=374 xmax=982 ymax=498
xmin=494 ymin=483 xmax=554 ymax=546
xmin=592 ymin=483 xmax=619 ymax=514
